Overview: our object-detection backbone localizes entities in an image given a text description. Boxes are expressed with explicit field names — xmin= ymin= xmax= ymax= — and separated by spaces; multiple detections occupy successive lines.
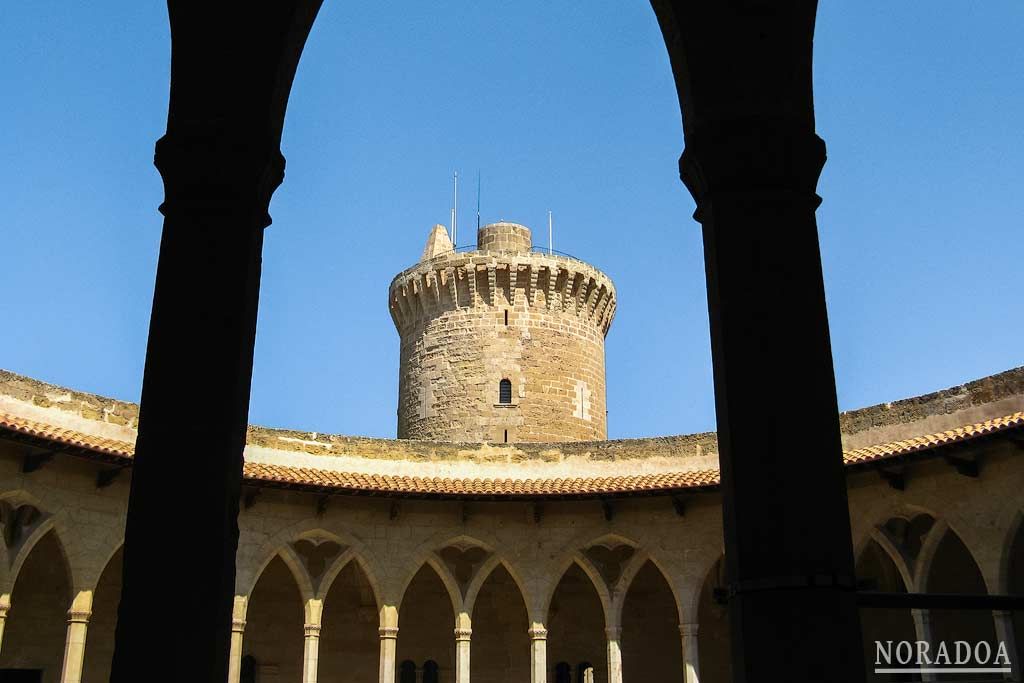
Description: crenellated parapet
xmin=389 ymin=222 xmax=617 ymax=443
xmin=388 ymin=251 xmax=617 ymax=337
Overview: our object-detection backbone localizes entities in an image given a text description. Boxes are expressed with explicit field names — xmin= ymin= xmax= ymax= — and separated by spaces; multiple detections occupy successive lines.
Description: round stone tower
xmin=389 ymin=221 xmax=617 ymax=443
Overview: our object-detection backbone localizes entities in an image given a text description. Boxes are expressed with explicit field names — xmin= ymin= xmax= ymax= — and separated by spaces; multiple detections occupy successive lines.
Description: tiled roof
xmin=842 ymin=412 xmax=1024 ymax=465
xmin=0 ymin=410 xmax=1021 ymax=499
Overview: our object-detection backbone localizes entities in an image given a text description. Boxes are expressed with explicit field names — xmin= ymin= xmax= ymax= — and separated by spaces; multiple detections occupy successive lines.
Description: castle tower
xmin=389 ymin=221 xmax=617 ymax=443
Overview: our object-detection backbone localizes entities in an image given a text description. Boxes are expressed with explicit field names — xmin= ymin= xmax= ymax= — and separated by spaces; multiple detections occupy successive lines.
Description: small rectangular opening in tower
xmin=504 ymin=309 xmax=508 ymax=326
xmin=504 ymin=429 xmax=508 ymax=443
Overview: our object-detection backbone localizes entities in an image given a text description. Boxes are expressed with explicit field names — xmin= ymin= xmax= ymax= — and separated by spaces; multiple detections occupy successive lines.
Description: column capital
xmin=303 ymin=623 xmax=321 ymax=638
xmin=379 ymin=626 xmax=399 ymax=640
xmin=454 ymin=627 xmax=473 ymax=642
xmin=605 ymin=626 xmax=622 ymax=640
xmin=67 ymin=609 xmax=92 ymax=625
xmin=154 ymin=124 xmax=286 ymax=229
xmin=231 ymin=618 xmax=246 ymax=634
xmin=527 ymin=626 xmax=548 ymax=641
xmin=679 ymin=118 xmax=826 ymax=223
xmin=679 ymin=622 xmax=700 ymax=637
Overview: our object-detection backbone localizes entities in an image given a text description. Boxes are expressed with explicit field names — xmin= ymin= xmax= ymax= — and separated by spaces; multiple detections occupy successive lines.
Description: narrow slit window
xmin=499 ymin=379 xmax=512 ymax=404
xmin=504 ymin=429 xmax=508 ymax=443
xmin=504 ymin=309 xmax=509 ymax=325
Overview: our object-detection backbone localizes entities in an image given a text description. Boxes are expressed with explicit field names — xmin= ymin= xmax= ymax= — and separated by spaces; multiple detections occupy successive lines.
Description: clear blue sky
xmin=1 ymin=2 xmax=1020 ymax=439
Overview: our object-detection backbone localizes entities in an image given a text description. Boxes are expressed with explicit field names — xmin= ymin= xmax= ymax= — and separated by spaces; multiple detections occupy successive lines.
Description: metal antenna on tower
xmin=548 ymin=210 xmax=553 ymax=255
xmin=476 ymin=171 xmax=481 ymax=232
xmin=452 ymin=171 xmax=459 ymax=248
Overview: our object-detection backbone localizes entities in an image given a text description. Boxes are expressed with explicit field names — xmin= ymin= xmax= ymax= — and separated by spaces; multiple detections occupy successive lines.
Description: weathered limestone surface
xmin=389 ymin=223 xmax=617 ymax=443
xmin=0 ymin=369 xmax=1022 ymax=683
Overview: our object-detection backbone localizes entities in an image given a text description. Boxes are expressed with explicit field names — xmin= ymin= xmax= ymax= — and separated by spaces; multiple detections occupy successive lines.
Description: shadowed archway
xmin=82 ymin=547 xmax=124 ymax=683
xmin=470 ymin=563 xmax=529 ymax=683
xmin=855 ymin=540 xmax=917 ymax=682
xmin=548 ymin=563 xmax=606 ymax=683
xmin=621 ymin=560 xmax=682 ymax=682
xmin=926 ymin=529 xmax=999 ymax=676
xmin=397 ymin=564 xmax=456 ymax=679
xmin=0 ymin=530 xmax=71 ymax=683
xmin=243 ymin=555 xmax=305 ymax=682
xmin=319 ymin=560 xmax=379 ymax=682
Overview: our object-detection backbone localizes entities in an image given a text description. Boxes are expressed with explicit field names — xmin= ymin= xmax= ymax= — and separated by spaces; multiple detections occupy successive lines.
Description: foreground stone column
xmin=227 ymin=596 xmax=248 ymax=683
xmin=653 ymin=3 xmax=864 ymax=681
xmin=606 ymin=626 xmax=623 ymax=683
xmin=109 ymin=3 xmax=323 ymax=681
xmin=455 ymin=613 xmax=472 ymax=683
xmin=303 ymin=599 xmax=323 ymax=683
xmin=528 ymin=624 xmax=547 ymax=683
xmin=0 ymin=593 xmax=9 ymax=655
xmin=60 ymin=591 xmax=93 ymax=683
xmin=679 ymin=623 xmax=700 ymax=683
xmin=992 ymin=610 xmax=1019 ymax=682
xmin=910 ymin=609 xmax=936 ymax=682
xmin=680 ymin=120 xmax=865 ymax=682
xmin=379 ymin=605 xmax=399 ymax=683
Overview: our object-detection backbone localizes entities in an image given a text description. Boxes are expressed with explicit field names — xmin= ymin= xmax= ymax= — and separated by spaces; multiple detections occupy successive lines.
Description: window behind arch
xmin=423 ymin=660 xmax=440 ymax=683
xmin=499 ymin=378 xmax=512 ymax=404
xmin=399 ymin=660 xmax=417 ymax=683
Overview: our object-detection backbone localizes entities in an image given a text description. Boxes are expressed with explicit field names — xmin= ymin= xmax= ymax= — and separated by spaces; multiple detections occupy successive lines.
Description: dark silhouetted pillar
xmin=652 ymin=1 xmax=864 ymax=681
xmin=110 ymin=3 xmax=322 ymax=681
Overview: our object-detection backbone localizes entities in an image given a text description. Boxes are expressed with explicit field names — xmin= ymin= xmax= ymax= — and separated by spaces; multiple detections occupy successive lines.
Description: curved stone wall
xmin=389 ymin=224 xmax=616 ymax=443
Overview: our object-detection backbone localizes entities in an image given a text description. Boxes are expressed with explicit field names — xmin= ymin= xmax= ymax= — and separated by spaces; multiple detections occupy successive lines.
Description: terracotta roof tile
xmin=0 ymin=410 xmax=1020 ymax=499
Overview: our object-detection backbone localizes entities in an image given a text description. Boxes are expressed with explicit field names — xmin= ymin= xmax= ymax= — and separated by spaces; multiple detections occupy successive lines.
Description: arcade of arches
xmin=0 ymin=370 xmax=1022 ymax=682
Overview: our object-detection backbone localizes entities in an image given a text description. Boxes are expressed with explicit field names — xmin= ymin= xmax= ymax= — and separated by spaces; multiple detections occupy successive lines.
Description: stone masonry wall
xmin=390 ymin=224 xmax=617 ymax=443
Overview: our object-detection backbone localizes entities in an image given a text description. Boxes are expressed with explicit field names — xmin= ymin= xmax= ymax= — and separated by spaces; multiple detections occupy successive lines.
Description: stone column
xmin=0 ymin=593 xmax=10 ymax=655
xmin=911 ymin=609 xmax=936 ymax=682
xmin=227 ymin=596 xmax=248 ymax=683
xmin=528 ymin=624 xmax=547 ymax=683
xmin=379 ymin=605 xmax=399 ymax=683
xmin=108 ymin=4 xmax=323 ymax=682
xmin=606 ymin=626 xmax=623 ymax=683
xmin=455 ymin=612 xmax=472 ymax=683
xmin=653 ymin=3 xmax=864 ymax=681
xmin=679 ymin=623 xmax=700 ymax=683
xmin=992 ymin=610 xmax=1019 ymax=682
xmin=303 ymin=599 xmax=323 ymax=683
xmin=60 ymin=591 xmax=94 ymax=683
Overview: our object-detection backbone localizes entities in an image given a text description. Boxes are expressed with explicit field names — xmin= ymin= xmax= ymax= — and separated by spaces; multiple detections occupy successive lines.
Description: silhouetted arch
xmin=319 ymin=559 xmax=379 ymax=682
xmin=0 ymin=529 xmax=71 ymax=680
xmin=82 ymin=546 xmax=124 ymax=683
xmin=470 ymin=563 xmax=529 ymax=681
xmin=396 ymin=565 xmax=455 ymax=678
xmin=555 ymin=661 xmax=572 ymax=683
xmin=243 ymin=555 xmax=304 ymax=682
xmin=622 ymin=560 xmax=682 ymax=682
xmin=855 ymin=539 xmax=917 ymax=682
xmin=577 ymin=661 xmax=595 ymax=683
xmin=696 ymin=556 xmax=730 ymax=683
xmin=926 ymin=528 xmax=998 ymax=661
xmin=548 ymin=563 xmax=606 ymax=683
